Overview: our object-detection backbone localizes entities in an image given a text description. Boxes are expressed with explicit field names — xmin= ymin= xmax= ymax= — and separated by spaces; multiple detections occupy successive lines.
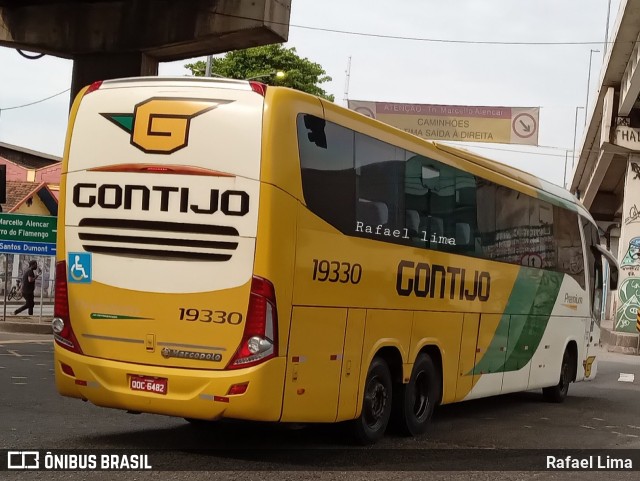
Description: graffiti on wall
xmin=625 ymin=205 xmax=640 ymax=225
xmin=616 ymin=156 xmax=640 ymax=333
xmin=616 ymin=276 xmax=640 ymax=331
xmin=620 ymin=237 xmax=640 ymax=269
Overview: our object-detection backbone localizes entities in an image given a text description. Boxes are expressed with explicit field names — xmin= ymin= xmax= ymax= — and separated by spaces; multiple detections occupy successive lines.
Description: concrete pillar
xmin=614 ymin=154 xmax=640 ymax=332
xmin=70 ymin=53 xmax=159 ymax=105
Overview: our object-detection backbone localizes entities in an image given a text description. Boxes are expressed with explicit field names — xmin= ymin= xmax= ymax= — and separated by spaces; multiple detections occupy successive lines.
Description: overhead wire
xmin=216 ymin=12 xmax=619 ymax=47
xmin=0 ymin=12 xmax=617 ymax=160
xmin=0 ymin=88 xmax=70 ymax=111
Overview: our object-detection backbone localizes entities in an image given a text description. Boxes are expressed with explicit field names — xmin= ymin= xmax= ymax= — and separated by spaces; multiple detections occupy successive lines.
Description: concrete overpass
xmin=570 ymin=0 xmax=640 ymax=333
xmin=0 ymin=0 xmax=292 ymax=99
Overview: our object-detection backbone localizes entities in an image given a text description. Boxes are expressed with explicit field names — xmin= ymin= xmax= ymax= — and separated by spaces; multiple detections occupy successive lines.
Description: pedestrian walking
xmin=14 ymin=260 xmax=38 ymax=316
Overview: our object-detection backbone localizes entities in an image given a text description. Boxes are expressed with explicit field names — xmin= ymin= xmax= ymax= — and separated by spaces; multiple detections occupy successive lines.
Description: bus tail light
xmin=53 ymin=261 xmax=83 ymax=354
xmin=227 ymin=276 xmax=278 ymax=369
xmin=249 ymin=81 xmax=267 ymax=97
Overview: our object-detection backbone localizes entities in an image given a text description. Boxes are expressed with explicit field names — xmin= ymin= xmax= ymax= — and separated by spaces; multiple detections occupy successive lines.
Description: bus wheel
xmin=542 ymin=349 xmax=573 ymax=403
xmin=351 ymin=357 xmax=392 ymax=444
xmin=394 ymin=353 xmax=439 ymax=436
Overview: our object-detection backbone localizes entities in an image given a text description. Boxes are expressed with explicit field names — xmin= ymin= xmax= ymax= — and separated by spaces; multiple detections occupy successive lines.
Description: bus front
xmin=53 ymin=78 xmax=285 ymax=421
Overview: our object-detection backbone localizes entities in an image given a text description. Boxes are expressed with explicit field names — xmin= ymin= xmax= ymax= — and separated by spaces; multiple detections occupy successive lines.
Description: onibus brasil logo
xmin=101 ymin=98 xmax=231 ymax=154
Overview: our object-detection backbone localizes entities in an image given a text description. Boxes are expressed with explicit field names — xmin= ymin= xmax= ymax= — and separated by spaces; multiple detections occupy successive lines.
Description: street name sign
xmin=0 ymin=213 xmax=57 ymax=255
xmin=348 ymin=100 xmax=539 ymax=146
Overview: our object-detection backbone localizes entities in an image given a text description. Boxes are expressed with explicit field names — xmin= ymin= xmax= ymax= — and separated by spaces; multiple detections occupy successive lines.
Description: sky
xmin=0 ymin=0 xmax=623 ymax=188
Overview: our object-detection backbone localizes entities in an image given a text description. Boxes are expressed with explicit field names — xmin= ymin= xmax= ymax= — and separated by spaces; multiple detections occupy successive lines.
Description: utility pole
xmin=205 ymin=55 xmax=212 ymax=77
xmin=572 ymin=106 xmax=585 ymax=171
xmin=585 ymin=49 xmax=600 ymax=125
xmin=343 ymin=56 xmax=352 ymax=107
xmin=604 ymin=0 xmax=612 ymax=57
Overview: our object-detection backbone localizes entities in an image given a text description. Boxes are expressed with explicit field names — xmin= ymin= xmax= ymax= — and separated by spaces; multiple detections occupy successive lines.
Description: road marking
xmin=4 ymin=349 xmax=35 ymax=357
xmin=611 ymin=431 xmax=639 ymax=438
xmin=628 ymin=425 xmax=640 ymax=430
xmin=0 ymin=340 xmax=52 ymax=345
xmin=593 ymin=417 xmax=605 ymax=421
xmin=580 ymin=425 xmax=596 ymax=429
xmin=618 ymin=373 xmax=635 ymax=382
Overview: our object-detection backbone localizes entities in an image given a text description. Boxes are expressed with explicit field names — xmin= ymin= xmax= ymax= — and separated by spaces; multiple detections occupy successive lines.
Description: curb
xmin=601 ymin=326 xmax=639 ymax=355
xmin=0 ymin=321 xmax=52 ymax=335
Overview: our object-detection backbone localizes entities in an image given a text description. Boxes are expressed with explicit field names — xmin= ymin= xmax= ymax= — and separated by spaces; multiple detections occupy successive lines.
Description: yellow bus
xmin=53 ymin=77 xmax=618 ymax=444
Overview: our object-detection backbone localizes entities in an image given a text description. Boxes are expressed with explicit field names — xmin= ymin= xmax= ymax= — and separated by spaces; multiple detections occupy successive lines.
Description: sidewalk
xmin=0 ymin=315 xmax=52 ymax=335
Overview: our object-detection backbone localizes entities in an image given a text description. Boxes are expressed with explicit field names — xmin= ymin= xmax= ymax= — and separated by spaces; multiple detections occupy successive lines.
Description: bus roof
xmin=431 ymin=142 xmax=588 ymax=216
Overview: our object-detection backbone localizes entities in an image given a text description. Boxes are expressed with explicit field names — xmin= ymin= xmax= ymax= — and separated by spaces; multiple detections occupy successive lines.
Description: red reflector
xmin=227 ymin=383 xmax=249 ymax=396
xmin=292 ymin=356 xmax=300 ymax=363
xmin=88 ymin=164 xmax=235 ymax=177
xmin=84 ymin=80 xmax=103 ymax=95
xmin=213 ymin=396 xmax=230 ymax=403
xmin=75 ymin=380 xmax=88 ymax=386
xmin=60 ymin=363 xmax=75 ymax=377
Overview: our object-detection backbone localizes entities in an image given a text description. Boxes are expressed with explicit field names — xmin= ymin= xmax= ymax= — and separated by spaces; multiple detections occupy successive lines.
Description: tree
xmin=185 ymin=44 xmax=334 ymax=101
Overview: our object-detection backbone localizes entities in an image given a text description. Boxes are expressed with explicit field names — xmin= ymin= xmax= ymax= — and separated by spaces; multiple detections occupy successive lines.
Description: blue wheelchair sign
xmin=68 ymin=252 xmax=92 ymax=283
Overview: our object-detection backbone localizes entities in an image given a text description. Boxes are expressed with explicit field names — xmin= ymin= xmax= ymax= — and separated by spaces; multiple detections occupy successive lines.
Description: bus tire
xmin=351 ymin=356 xmax=392 ymax=445
xmin=542 ymin=349 xmax=573 ymax=403
xmin=393 ymin=353 xmax=439 ymax=436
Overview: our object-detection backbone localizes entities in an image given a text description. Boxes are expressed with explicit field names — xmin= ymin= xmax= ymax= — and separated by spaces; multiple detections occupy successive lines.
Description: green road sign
xmin=0 ymin=213 xmax=56 ymax=244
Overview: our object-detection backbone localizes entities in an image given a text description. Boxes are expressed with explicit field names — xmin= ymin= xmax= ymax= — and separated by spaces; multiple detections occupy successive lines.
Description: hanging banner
xmin=348 ymin=100 xmax=539 ymax=146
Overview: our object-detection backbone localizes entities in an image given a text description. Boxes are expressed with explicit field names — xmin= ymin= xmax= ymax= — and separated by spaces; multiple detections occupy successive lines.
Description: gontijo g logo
xmin=101 ymin=98 xmax=231 ymax=154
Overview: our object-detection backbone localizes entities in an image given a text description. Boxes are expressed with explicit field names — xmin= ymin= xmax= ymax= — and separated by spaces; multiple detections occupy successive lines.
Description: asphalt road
xmin=1 ymin=331 xmax=640 ymax=480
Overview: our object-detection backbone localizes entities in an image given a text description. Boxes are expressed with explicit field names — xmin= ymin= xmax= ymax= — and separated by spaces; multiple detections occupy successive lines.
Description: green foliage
xmin=185 ymin=44 xmax=334 ymax=101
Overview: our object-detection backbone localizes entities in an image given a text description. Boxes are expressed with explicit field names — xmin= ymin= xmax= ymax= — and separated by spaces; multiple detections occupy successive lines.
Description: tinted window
xmin=404 ymin=153 xmax=477 ymax=254
xmin=355 ymin=134 xmax=405 ymax=238
xmin=556 ymin=207 xmax=585 ymax=288
xmin=298 ymin=114 xmax=355 ymax=233
xmin=296 ymin=114 xmax=585 ymax=285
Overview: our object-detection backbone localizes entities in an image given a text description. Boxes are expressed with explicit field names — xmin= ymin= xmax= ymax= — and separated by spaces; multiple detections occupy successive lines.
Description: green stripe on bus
xmin=471 ymin=269 xmax=563 ymax=375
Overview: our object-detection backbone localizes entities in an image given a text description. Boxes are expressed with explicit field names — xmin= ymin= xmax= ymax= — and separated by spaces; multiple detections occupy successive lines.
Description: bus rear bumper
xmin=54 ymin=345 xmax=286 ymax=422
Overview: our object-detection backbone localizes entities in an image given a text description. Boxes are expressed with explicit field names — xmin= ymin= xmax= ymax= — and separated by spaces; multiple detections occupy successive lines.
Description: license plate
xmin=129 ymin=375 xmax=167 ymax=395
